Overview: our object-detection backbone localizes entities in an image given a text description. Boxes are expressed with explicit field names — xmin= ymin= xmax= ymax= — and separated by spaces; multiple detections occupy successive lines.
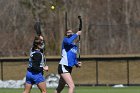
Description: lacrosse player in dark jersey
xmin=23 ymin=35 xmax=48 ymax=93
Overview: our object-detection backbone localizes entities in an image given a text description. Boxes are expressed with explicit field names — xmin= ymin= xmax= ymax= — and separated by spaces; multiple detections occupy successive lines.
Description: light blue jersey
xmin=59 ymin=34 xmax=78 ymax=67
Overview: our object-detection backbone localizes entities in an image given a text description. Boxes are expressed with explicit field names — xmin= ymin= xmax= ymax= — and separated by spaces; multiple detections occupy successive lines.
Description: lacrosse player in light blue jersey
xmin=55 ymin=30 xmax=82 ymax=93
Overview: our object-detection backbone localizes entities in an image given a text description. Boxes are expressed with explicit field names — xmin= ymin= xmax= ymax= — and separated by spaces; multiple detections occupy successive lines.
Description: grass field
xmin=1 ymin=86 xmax=140 ymax=93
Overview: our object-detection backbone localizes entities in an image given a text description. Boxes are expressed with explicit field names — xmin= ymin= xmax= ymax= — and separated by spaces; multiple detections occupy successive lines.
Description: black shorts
xmin=58 ymin=64 xmax=72 ymax=74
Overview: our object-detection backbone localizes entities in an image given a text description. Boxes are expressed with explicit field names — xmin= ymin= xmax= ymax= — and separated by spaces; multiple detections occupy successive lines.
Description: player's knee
xmin=69 ymin=84 xmax=75 ymax=89
xmin=42 ymin=91 xmax=47 ymax=93
xmin=41 ymin=89 xmax=47 ymax=93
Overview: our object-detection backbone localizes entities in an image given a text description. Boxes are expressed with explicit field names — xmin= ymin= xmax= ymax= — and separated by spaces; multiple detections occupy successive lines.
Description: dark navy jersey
xmin=59 ymin=34 xmax=78 ymax=67
xmin=28 ymin=49 xmax=45 ymax=72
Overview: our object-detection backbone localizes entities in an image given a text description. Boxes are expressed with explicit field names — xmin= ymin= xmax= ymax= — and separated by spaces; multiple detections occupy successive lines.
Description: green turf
xmin=0 ymin=86 xmax=140 ymax=93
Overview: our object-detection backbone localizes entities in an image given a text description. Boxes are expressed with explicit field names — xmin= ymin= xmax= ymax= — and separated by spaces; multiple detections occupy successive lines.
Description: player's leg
xmin=35 ymin=72 xmax=47 ymax=93
xmin=23 ymin=71 xmax=33 ymax=93
xmin=54 ymin=76 xmax=66 ymax=93
xmin=61 ymin=73 xmax=75 ymax=93
xmin=37 ymin=81 xmax=47 ymax=93
xmin=23 ymin=83 xmax=32 ymax=93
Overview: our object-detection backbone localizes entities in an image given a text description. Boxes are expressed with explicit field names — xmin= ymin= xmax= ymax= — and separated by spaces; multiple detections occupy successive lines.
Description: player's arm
xmin=64 ymin=34 xmax=78 ymax=44
xmin=43 ymin=65 xmax=48 ymax=71
xmin=75 ymin=61 xmax=82 ymax=68
xmin=75 ymin=58 xmax=82 ymax=68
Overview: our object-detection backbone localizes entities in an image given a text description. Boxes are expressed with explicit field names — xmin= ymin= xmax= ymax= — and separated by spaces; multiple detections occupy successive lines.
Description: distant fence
xmin=1 ymin=55 xmax=140 ymax=86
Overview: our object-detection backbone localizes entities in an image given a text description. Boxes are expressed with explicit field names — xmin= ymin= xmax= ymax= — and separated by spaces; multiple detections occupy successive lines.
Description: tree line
xmin=0 ymin=0 xmax=140 ymax=57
